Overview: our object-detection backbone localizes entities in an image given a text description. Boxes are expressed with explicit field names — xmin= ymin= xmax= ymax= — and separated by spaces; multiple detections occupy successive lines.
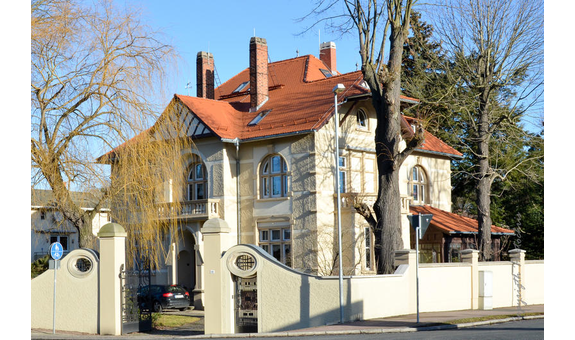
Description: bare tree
xmin=431 ymin=0 xmax=544 ymax=260
xmin=305 ymin=0 xmax=424 ymax=274
xmin=31 ymin=0 xmax=189 ymax=263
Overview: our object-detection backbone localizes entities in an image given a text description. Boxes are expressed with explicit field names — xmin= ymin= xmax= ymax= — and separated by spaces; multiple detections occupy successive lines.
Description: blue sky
xmin=131 ymin=1 xmax=543 ymax=133
xmin=132 ymin=0 xmax=362 ymax=101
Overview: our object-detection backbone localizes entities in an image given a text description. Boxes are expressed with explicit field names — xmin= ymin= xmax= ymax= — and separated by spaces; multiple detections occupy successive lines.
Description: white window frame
xmin=187 ymin=155 xmax=207 ymax=201
xmin=258 ymin=224 xmax=292 ymax=267
xmin=409 ymin=166 xmax=428 ymax=204
xmin=356 ymin=109 xmax=368 ymax=130
xmin=260 ymin=155 xmax=288 ymax=199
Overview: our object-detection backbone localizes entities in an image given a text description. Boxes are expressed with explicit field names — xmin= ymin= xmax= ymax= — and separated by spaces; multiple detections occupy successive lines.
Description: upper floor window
xmin=187 ymin=155 xmax=207 ymax=201
xmin=357 ymin=109 xmax=368 ymax=129
xmin=338 ymin=156 xmax=347 ymax=193
xmin=409 ymin=166 xmax=428 ymax=204
xmin=260 ymin=154 xmax=288 ymax=198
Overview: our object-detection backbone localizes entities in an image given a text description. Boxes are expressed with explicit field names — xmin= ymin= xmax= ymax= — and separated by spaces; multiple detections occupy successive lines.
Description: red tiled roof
xmin=177 ymin=55 xmax=370 ymax=141
xmin=409 ymin=205 xmax=514 ymax=235
xmin=404 ymin=117 xmax=463 ymax=158
xmin=103 ymin=54 xmax=463 ymax=159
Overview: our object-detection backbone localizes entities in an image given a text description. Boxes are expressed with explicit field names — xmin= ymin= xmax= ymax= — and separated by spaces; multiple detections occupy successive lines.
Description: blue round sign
xmin=50 ymin=242 xmax=64 ymax=260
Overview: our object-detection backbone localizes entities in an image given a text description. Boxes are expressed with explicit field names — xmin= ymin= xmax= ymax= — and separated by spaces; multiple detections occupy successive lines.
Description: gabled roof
xmin=31 ymin=189 xmax=110 ymax=210
xmin=409 ymin=205 xmax=514 ymax=235
xmin=177 ymin=55 xmax=371 ymax=141
xmin=102 ymin=53 xmax=462 ymax=160
xmin=178 ymin=54 xmax=462 ymax=158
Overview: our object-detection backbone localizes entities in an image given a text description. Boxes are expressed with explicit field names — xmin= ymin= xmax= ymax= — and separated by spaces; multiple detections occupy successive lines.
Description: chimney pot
xmin=320 ymin=42 xmax=337 ymax=74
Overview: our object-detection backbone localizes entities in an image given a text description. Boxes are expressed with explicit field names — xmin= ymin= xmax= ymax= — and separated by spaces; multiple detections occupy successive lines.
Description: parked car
xmin=137 ymin=285 xmax=191 ymax=312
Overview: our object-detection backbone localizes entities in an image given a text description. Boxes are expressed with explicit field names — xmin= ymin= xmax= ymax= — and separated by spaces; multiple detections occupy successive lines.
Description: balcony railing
xmin=336 ymin=193 xmax=412 ymax=214
xmin=156 ymin=199 xmax=221 ymax=220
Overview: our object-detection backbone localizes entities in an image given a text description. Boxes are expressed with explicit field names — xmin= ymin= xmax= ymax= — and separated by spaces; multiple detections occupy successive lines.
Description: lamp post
xmin=333 ymin=83 xmax=345 ymax=324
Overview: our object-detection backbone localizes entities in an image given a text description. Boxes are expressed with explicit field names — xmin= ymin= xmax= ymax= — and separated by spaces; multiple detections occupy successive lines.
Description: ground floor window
xmin=50 ymin=235 xmax=68 ymax=251
xmin=419 ymin=243 xmax=441 ymax=263
xmin=364 ymin=227 xmax=374 ymax=270
xmin=258 ymin=222 xmax=292 ymax=267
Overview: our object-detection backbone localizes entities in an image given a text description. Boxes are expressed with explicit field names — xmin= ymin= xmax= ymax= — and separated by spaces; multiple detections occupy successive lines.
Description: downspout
xmin=222 ymin=137 xmax=241 ymax=244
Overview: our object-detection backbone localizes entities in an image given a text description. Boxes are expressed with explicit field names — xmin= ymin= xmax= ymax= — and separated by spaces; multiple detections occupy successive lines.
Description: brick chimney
xmin=249 ymin=37 xmax=268 ymax=111
xmin=197 ymin=51 xmax=214 ymax=99
xmin=320 ymin=42 xmax=337 ymax=74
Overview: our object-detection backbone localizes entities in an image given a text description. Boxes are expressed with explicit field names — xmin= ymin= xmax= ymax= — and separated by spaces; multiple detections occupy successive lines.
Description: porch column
xmin=462 ymin=249 xmax=479 ymax=309
xmin=98 ymin=223 xmax=127 ymax=336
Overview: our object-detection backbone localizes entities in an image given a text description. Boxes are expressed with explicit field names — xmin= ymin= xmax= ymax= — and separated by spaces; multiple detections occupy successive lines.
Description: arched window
xmin=260 ymin=154 xmax=288 ymax=198
xmin=357 ymin=109 xmax=368 ymax=129
xmin=187 ymin=155 xmax=207 ymax=201
xmin=409 ymin=166 xmax=428 ymax=204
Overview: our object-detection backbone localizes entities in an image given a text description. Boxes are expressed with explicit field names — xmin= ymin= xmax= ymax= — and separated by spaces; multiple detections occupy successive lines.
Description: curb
xmin=186 ymin=315 xmax=544 ymax=338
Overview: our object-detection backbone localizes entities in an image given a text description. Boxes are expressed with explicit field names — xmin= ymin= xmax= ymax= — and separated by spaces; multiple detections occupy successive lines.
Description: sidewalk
xmin=31 ymin=304 xmax=543 ymax=339
xmin=282 ymin=304 xmax=544 ymax=336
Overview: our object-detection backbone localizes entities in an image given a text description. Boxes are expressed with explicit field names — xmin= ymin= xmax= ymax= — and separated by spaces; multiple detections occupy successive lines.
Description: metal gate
xmin=119 ymin=259 xmax=152 ymax=334
xmin=235 ymin=276 xmax=258 ymax=333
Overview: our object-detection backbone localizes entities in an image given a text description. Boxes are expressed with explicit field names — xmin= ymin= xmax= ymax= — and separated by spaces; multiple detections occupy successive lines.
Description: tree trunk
xmin=476 ymin=152 xmax=493 ymax=260
xmin=476 ymin=96 xmax=493 ymax=261
xmin=42 ymin=157 xmax=95 ymax=249
xmin=371 ymin=61 xmax=404 ymax=274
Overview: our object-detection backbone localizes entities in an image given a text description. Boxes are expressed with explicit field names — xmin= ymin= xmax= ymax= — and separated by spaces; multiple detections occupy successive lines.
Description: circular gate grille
xmin=236 ymin=254 xmax=255 ymax=271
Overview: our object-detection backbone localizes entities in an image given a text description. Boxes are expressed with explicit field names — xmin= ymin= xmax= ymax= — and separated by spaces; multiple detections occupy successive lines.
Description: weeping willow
xmin=109 ymin=102 xmax=193 ymax=270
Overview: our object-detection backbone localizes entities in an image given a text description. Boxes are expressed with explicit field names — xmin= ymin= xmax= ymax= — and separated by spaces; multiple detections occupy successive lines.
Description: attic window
xmin=248 ymin=109 xmax=272 ymax=126
xmin=233 ymin=81 xmax=250 ymax=93
xmin=320 ymin=69 xmax=333 ymax=78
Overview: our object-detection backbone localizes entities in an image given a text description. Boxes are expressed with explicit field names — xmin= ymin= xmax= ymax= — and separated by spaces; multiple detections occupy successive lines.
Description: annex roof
xmin=409 ymin=205 xmax=514 ymax=235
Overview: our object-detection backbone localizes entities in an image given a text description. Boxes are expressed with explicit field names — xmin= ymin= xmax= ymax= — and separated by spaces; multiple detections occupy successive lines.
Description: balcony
xmin=156 ymin=199 xmax=221 ymax=220
xmin=337 ymin=193 xmax=412 ymax=214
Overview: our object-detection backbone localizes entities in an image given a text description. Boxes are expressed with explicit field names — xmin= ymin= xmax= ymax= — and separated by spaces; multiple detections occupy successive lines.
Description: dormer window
xmin=233 ymin=81 xmax=249 ymax=93
xmin=320 ymin=69 xmax=333 ymax=78
xmin=248 ymin=109 xmax=272 ymax=126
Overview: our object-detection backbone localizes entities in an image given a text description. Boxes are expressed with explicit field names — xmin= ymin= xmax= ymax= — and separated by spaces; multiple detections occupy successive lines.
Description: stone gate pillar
xmin=201 ymin=218 xmax=234 ymax=334
xmin=462 ymin=249 xmax=479 ymax=309
xmin=509 ymin=249 xmax=526 ymax=308
xmin=98 ymin=223 xmax=127 ymax=336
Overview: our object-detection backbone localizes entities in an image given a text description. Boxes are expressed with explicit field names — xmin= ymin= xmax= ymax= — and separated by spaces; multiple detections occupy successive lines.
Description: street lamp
xmin=333 ymin=83 xmax=345 ymax=324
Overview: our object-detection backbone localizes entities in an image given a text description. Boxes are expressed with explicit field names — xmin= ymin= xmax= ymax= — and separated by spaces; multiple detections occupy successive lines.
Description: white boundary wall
xmin=203 ymin=219 xmax=544 ymax=335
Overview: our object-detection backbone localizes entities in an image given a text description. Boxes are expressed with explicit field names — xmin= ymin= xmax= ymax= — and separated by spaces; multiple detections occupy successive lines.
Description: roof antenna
xmin=253 ymin=28 xmax=256 ymax=37
xmin=296 ymin=48 xmax=299 ymax=57
xmin=185 ymin=81 xmax=192 ymax=96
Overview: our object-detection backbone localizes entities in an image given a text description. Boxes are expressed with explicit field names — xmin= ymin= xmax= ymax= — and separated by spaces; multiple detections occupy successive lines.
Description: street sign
xmin=50 ymin=242 xmax=64 ymax=260
xmin=49 ymin=242 xmax=63 ymax=334
xmin=407 ymin=214 xmax=433 ymax=239
xmin=406 ymin=213 xmax=433 ymax=324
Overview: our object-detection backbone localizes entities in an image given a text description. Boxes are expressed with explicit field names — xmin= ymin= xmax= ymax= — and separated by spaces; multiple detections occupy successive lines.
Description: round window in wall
xmin=67 ymin=254 xmax=95 ymax=278
xmin=236 ymin=254 xmax=256 ymax=271
xmin=227 ymin=250 xmax=260 ymax=278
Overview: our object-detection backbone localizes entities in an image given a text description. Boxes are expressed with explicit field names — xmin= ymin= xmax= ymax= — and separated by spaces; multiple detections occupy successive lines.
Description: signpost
xmin=407 ymin=214 xmax=433 ymax=323
xmin=50 ymin=242 xmax=63 ymax=334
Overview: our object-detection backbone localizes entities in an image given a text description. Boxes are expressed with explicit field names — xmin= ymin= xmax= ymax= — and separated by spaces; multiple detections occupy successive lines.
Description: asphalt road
xmin=248 ymin=319 xmax=544 ymax=340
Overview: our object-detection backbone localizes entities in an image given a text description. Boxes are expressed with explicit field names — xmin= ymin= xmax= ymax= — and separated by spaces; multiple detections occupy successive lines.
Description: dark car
xmin=138 ymin=285 xmax=191 ymax=312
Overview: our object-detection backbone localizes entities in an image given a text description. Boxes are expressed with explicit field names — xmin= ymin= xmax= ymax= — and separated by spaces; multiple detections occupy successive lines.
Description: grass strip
xmin=153 ymin=314 xmax=200 ymax=328
xmin=445 ymin=312 xmax=543 ymax=325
